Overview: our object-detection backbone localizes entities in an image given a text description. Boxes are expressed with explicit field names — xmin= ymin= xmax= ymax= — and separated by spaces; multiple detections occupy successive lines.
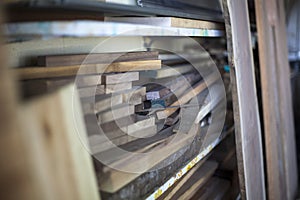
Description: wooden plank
xmin=140 ymin=64 xmax=194 ymax=79
xmin=177 ymin=161 xmax=218 ymax=200
xmin=89 ymin=125 xmax=157 ymax=154
xmin=38 ymin=51 xmax=159 ymax=67
xmin=156 ymin=72 xmax=219 ymax=119
xmin=127 ymin=117 xmax=155 ymax=136
xmin=78 ymin=85 xmax=105 ymax=98
xmin=101 ymin=72 xmax=139 ymax=84
xmin=21 ymin=78 xmax=74 ymax=97
xmin=255 ymin=0 xmax=298 ymax=199
xmin=223 ymin=0 xmax=266 ymax=199
xmin=122 ymin=86 xmax=146 ymax=105
xmin=79 ymin=87 xmax=146 ymax=114
xmin=165 ymin=161 xmax=218 ymax=200
xmin=1 ymin=84 xmax=100 ymax=200
xmin=105 ymin=17 xmax=224 ymax=30
xmin=82 ymin=93 xmax=123 ymax=114
xmin=14 ymin=60 xmax=161 ymax=80
xmin=105 ymin=82 xmax=132 ymax=94
xmin=76 ymin=74 xmax=102 ymax=88
xmin=97 ymin=104 xmax=135 ymax=123
xmin=190 ymin=177 xmax=230 ymax=200
xmin=99 ymin=124 xmax=199 ymax=192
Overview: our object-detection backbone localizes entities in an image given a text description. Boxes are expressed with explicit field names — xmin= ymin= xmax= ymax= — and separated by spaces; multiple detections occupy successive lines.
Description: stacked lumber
xmin=15 ymin=50 xmax=226 ymax=198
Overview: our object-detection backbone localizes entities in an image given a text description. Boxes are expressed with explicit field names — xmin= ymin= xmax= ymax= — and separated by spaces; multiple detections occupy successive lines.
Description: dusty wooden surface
xmin=255 ymin=0 xmax=298 ymax=199
xmin=222 ymin=0 xmax=266 ymax=199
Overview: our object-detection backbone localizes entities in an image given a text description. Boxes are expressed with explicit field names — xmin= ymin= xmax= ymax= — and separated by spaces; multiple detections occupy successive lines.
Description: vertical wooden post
xmin=255 ymin=0 xmax=298 ymax=199
xmin=222 ymin=0 xmax=266 ymax=199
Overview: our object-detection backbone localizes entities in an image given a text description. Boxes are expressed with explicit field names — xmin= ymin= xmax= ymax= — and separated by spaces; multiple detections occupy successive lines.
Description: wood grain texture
xmin=177 ymin=161 xmax=218 ymax=200
xmin=38 ymin=51 xmax=159 ymax=67
xmin=105 ymin=82 xmax=132 ymax=94
xmin=156 ymin=72 xmax=219 ymax=119
xmin=165 ymin=161 xmax=218 ymax=200
xmin=255 ymin=0 xmax=298 ymax=198
xmin=163 ymin=159 xmax=207 ymax=200
xmin=78 ymin=85 xmax=105 ymax=98
xmin=14 ymin=60 xmax=161 ymax=80
xmin=99 ymin=124 xmax=200 ymax=193
xmin=97 ymin=104 xmax=135 ymax=123
xmin=105 ymin=17 xmax=224 ymax=30
xmin=88 ymin=125 xmax=157 ymax=154
xmin=224 ymin=0 xmax=266 ymax=199
xmin=102 ymin=72 xmax=139 ymax=84
xmin=140 ymin=64 xmax=194 ymax=79
xmin=0 ymin=83 xmax=100 ymax=200
xmin=190 ymin=177 xmax=230 ymax=200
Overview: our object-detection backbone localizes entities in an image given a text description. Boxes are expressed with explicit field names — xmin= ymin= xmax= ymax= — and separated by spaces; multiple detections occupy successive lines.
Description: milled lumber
xmin=14 ymin=60 xmax=161 ymax=80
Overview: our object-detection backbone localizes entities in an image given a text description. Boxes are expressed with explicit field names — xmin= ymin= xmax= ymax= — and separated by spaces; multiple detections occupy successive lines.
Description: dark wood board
xmin=255 ymin=0 xmax=298 ymax=198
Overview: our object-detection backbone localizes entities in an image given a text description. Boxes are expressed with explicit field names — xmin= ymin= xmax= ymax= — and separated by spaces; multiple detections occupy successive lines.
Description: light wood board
xmin=14 ymin=60 xmax=161 ymax=80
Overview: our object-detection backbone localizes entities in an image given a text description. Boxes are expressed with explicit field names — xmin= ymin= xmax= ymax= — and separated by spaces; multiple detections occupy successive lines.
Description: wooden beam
xmin=223 ymin=0 xmax=266 ymax=199
xmin=255 ymin=0 xmax=298 ymax=198
xmin=14 ymin=60 xmax=161 ymax=80
xmin=156 ymin=72 xmax=219 ymax=119
xmin=38 ymin=51 xmax=159 ymax=67
xmin=101 ymin=72 xmax=139 ymax=84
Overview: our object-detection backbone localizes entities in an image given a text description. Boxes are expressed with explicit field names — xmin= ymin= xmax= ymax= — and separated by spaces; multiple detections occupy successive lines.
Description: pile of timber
xmin=15 ymin=50 xmax=226 ymax=198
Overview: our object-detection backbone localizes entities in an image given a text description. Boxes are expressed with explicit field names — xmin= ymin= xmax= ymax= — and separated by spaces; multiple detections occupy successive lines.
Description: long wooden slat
xmin=223 ymin=0 xmax=266 ymax=199
xmin=255 ymin=0 xmax=298 ymax=198
xmin=105 ymin=17 xmax=224 ymax=30
xmin=156 ymin=72 xmax=219 ymax=119
xmin=38 ymin=51 xmax=159 ymax=67
xmin=101 ymin=72 xmax=139 ymax=84
xmin=14 ymin=60 xmax=161 ymax=80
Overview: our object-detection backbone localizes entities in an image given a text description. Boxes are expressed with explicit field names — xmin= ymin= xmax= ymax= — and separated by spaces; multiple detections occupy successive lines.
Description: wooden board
xmin=21 ymin=78 xmax=74 ymax=97
xmin=98 ymin=124 xmax=200 ymax=192
xmin=140 ymin=64 xmax=194 ymax=79
xmin=177 ymin=161 xmax=218 ymax=200
xmin=38 ymin=51 xmax=159 ymax=67
xmin=165 ymin=160 xmax=218 ymax=200
xmin=156 ymin=72 xmax=219 ymax=119
xmin=0 ymin=84 xmax=100 ymax=200
xmin=88 ymin=125 xmax=157 ymax=154
xmin=79 ymin=87 xmax=146 ymax=114
xmin=257 ymin=0 xmax=298 ymax=199
xmin=255 ymin=0 xmax=298 ymax=199
xmin=190 ymin=177 xmax=230 ymax=200
xmin=82 ymin=93 xmax=123 ymax=114
xmin=78 ymin=85 xmax=105 ymax=98
xmin=101 ymin=72 xmax=139 ymax=84
xmin=14 ymin=60 xmax=161 ymax=80
xmin=97 ymin=104 xmax=135 ymax=123
xmin=105 ymin=17 xmax=224 ymax=30
xmin=105 ymin=82 xmax=132 ymax=94
xmin=223 ymin=0 xmax=266 ymax=199
xmin=127 ymin=117 xmax=156 ymax=136
xmin=76 ymin=74 xmax=102 ymax=88
xmin=122 ymin=86 xmax=146 ymax=105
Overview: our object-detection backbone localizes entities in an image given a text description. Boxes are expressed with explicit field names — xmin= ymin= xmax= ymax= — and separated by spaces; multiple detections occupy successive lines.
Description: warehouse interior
xmin=0 ymin=0 xmax=299 ymax=199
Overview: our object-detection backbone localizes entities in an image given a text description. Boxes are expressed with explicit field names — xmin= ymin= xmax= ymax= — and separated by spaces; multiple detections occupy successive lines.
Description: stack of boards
xmin=15 ymin=50 xmax=224 ymax=198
